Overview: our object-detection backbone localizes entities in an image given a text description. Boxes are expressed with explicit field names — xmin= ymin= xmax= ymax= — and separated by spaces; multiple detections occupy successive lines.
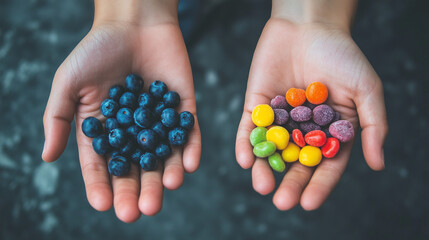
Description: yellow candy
xmin=266 ymin=126 xmax=289 ymax=150
xmin=282 ymin=142 xmax=300 ymax=163
xmin=251 ymin=104 xmax=274 ymax=127
xmin=299 ymin=146 xmax=322 ymax=167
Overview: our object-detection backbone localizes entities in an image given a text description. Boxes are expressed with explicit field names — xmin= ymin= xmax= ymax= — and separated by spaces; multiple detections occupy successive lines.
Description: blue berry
xmin=82 ymin=117 xmax=103 ymax=138
xmin=149 ymin=80 xmax=167 ymax=100
xmin=151 ymin=122 xmax=168 ymax=140
xmin=153 ymin=101 xmax=166 ymax=117
xmin=105 ymin=118 xmax=120 ymax=133
xmin=179 ymin=111 xmax=194 ymax=130
xmin=116 ymin=108 xmax=134 ymax=127
xmin=109 ymin=128 xmax=127 ymax=148
xmin=119 ymin=139 xmax=137 ymax=156
xmin=163 ymin=91 xmax=180 ymax=108
xmin=108 ymin=156 xmax=130 ymax=176
xmin=100 ymin=99 xmax=119 ymax=118
xmin=110 ymin=150 xmax=121 ymax=158
xmin=119 ymin=92 xmax=137 ymax=109
xmin=137 ymin=129 xmax=159 ymax=151
xmin=155 ymin=143 xmax=172 ymax=160
xmin=168 ymin=127 xmax=188 ymax=146
xmin=161 ymin=108 xmax=179 ymax=128
xmin=109 ymin=85 xmax=125 ymax=101
xmin=138 ymin=92 xmax=155 ymax=109
xmin=125 ymin=74 xmax=144 ymax=94
xmin=130 ymin=148 xmax=144 ymax=164
xmin=140 ymin=152 xmax=158 ymax=171
xmin=92 ymin=134 xmax=111 ymax=155
xmin=134 ymin=107 xmax=154 ymax=128
xmin=126 ymin=125 xmax=142 ymax=140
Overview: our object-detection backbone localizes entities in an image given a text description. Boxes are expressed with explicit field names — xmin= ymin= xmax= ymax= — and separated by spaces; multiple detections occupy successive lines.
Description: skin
xmin=42 ymin=0 xmax=201 ymax=223
xmin=236 ymin=0 xmax=388 ymax=211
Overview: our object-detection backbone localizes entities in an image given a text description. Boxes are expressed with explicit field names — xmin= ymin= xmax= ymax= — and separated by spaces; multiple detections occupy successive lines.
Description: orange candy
xmin=306 ymin=82 xmax=328 ymax=104
xmin=286 ymin=88 xmax=306 ymax=107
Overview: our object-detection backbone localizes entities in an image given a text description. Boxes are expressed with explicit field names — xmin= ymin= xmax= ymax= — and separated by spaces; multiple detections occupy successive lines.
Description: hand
xmin=42 ymin=2 xmax=201 ymax=223
xmin=235 ymin=18 xmax=388 ymax=210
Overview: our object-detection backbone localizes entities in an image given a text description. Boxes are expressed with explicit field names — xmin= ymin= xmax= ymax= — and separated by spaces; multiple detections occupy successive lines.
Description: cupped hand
xmin=236 ymin=18 xmax=388 ymax=211
xmin=42 ymin=21 xmax=201 ymax=222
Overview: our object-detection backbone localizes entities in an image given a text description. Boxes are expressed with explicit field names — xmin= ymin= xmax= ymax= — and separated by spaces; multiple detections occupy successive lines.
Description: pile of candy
xmin=250 ymin=82 xmax=354 ymax=172
xmin=82 ymin=74 xmax=194 ymax=176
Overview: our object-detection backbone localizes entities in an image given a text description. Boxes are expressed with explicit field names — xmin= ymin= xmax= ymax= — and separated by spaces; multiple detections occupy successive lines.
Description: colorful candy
xmin=312 ymin=104 xmax=334 ymax=126
xmin=251 ymin=104 xmax=274 ymax=127
xmin=286 ymin=88 xmax=306 ymax=107
xmin=329 ymin=120 xmax=354 ymax=142
xmin=273 ymin=109 xmax=289 ymax=125
xmin=266 ymin=126 xmax=290 ymax=150
xmin=299 ymin=146 xmax=322 ymax=167
xmin=268 ymin=153 xmax=286 ymax=172
xmin=290 ymin=106 xmax=312 ymax=122
xmin=299 ymin=121 xmax=321 ymax=134
xmin=281 ymin=142 xmax=300 ymax=163
xmin=306 ymin=82 xmax=328 ymax=104
xmin=249 ymin=127 xmax=267 ymax=147
xmin=292 ymin=129 xmax=305 ymax=147
xmin=253 ymin=141 xmax=276 ymax=158
xmin=304 ymin=130 xmax=327 ymax=147
xmin=321 ymin=137 xmax=340 ymax=158
xmin=270 ymin=95 xmax=289 ymax=109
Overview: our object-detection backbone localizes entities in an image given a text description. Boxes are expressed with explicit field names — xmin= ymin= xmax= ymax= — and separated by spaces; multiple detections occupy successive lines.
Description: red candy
xmin=321 ymin=137 xmax=340 ymax=158
xmin=304 ymin=130 xmax=326 ymax=147
xmin=292 ymin=129 xmax=305 ymax=147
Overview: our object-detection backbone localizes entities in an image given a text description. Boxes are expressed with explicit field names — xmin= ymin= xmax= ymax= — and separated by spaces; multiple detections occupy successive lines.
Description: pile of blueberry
xmin=82 ymin=74 xmax=194 ymax=176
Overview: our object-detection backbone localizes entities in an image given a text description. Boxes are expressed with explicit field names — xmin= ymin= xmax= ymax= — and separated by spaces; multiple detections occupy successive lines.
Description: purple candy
xmin=290 ymin=106 xmax=312 ymax=122
xmin=304 ymin=101 xmax=318 ymax=110
xmin=270 ymin=95 xmax=289 ymax=109
xmin=274 ymin=109 xmax=289 ymax=125
xmin=332 ymin=111 xmax=341 ymax=122
xmin=313 ymin=104 xmax=335 ymax=126
xmin=285 ymin=119 xmax=299 ymax=132
xmin=329 ymin=120 xmax=354 ymax=142
xmin=299 ymin=121 xmax=321 ymax=134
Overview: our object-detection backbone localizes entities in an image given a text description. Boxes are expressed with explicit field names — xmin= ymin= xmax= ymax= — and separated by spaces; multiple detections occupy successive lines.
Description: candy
xmin=292 ymin=129 xmax=305 ymax=147
xmin=321 ymin=127 xmax=333 ymax=138
xmin=268 ymin=153 xmax=286 ymax=172
xmin=304 ymin=101 xmax=317 ymax=110
xmin=266 ymin=126 xmax=290 ymax=150
xmin=299 ymin=121 xmax=321 ymax=134
xmin=313 ymin=104 xmax=334 ymax=126
xmin=332 ymin=111 xmax=341 ymax=122
xmin=250 ymin=127 xmax=268 ymax=146
xmin=270 ymin=95 xmax=288 ymax=109
xmin=251 ymin=104 xmax=274 ymax=127
xmin=281 ymin=142 xmax=300 ymax=163
xmin=290 ymin=106 xmax=312 ymax=122
xmin=274 ymin=109 xmax=289 ymax=125
xmin=285 ymin=119 xmax=299 ymax=132
xmin=329 ymin=120 xmax=354 ymax=142
xmin=304 ymin=130 xmax=327 ymax=147
xmin=253 ymin=141 xmax=276 ymax=158
xmin=299 ymin=146 xmax=322 ymax=167
xmin=306 ymin=82 xmax=328 ymax=104
xmin=286 ymin=88 xmax=306 ymax=107
xmin=321 ymin=137 xmax=340 ymax=158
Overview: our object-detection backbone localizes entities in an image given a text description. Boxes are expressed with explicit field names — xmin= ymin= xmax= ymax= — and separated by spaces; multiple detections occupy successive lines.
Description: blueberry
xmin=151 ymin=121 xmax=168 ymax=140
xmin=92 ymin=134 xmax=111 ymax=155
xmin=138 ymin=92 xmax=155 ymax=109
xmin=105 ymin=118 xmax=120 ymax=133
xmin=161 ymin=108 xmax=179 ymax=128
xmin=82 ymin=117 xmax=103 ymax=138
xmin=126 ymin=125 xmax=142 ymax=140
xmin=153 ymin=101 xmax=166 ymax=117
xmin=179 ymin=111 xmax=194 ymax=130
xmin=140 ymin=152 xmax=158 ymax=171
xmin=130 ymin=148 xmax=144 ymax=164
xmin=168 ymin=127 xmax=188 ymax=146
xmin=109 ymin=128 xmax=127 ymax=148
xmin=149 ymin=80 xmax=168 ymax=100
xmin=162 ymin=91 xmax=180 ymax=108
xmin=134 ymin=107 xmax=154 ymax=128
xmin=155 ymin=143 xmax=172 ymax=160
xmin=109 ymin=85 xmax=125 ymax=101
xmin=110 ymin=150 xmax=121 ymax=158
xmin=119 ymin=139 xmax=137 ymax=156
xmin=119 ymin=92 xmax=137 ymax=109
xmin=125 ymin=74 xmax=144 ymax=94
xmin=137 ymin=129 xmax=159 ymax=151
xmin=116 ymin=108 xmax=134 ymax=127
xmin=100 ymin=99 xmax=119 ymax=118
xmin=108 ymin=156 xmax=130 ymax=176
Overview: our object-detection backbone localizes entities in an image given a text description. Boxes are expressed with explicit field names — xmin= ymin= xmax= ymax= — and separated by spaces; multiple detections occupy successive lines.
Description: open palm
xmin=236 ymin=18 xmax=387 ymax=210
xmin=42 ymin=22 xmax=201 ymax=222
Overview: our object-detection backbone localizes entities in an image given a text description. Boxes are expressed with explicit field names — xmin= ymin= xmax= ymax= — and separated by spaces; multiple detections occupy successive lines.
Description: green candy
xmin=268 ymin=153 xmax=285 ymax=172
xmin=253 ymin=141 xmax=276 ymax=158
xmin=250 ymin=127 xmax=268 ymax=146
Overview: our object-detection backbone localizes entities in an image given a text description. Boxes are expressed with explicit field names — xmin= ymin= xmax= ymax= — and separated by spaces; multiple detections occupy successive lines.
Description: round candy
xmin=281 ymin=142 xmax=300 ymax=163
xmin=321 ymin=137 xmax=340 ymax=158
xmin=251 ymin=104 xmax=274 ymax=127
xmin=266 ymin=126 xmax=290 ymax=150
xmin=329 ymin=120 xmax=354 ymax=142
xmin=312 ymin=104 xmax=334 ymax=126
xmin=273 ymin=109 xmax=289 ymax=125
xmin=306 ymin=82 xmax=328 ymax=104
xmin=268 ymin=153 xmax=286 ymax=172
xmin=299 ymin=121 xmax=321 ymax=134
xmin=299 ymin=146 xmax=322 ymax=167
xmin=270 ymin=95 xmax=288 ymax=109
xmin=286 ymin=88 xmax=306 ymax=107
xmin=292 ymin=129 xmax=305 ymax=147
xmin=250 ymin=127 xmax=267 ymax=147
xmin=253 ymin=141 xmax=276 ymax=158
xmin=290 ymin=106 xmax=312 ymax=122
xmin=304 ymin=130 xmax=327 ymax=147
xmin=285 ymin=119 xmax=299 ymax=132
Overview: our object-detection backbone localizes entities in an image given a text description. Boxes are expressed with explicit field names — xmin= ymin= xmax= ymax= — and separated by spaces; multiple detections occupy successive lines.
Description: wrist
xmin=93 ymin=0 xmax=178 ymax=27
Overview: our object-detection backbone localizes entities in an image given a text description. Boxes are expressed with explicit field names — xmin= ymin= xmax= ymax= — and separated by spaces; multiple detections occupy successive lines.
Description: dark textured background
xmin=1 ymin=0 xmax=428 ymax=239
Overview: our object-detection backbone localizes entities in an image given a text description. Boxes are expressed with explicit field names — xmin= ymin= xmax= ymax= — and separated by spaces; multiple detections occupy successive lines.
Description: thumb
xmin=354 ymin=73 xmax=388 ymax=171
xmin=42 ymin=67 xmax=77 ymax=162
